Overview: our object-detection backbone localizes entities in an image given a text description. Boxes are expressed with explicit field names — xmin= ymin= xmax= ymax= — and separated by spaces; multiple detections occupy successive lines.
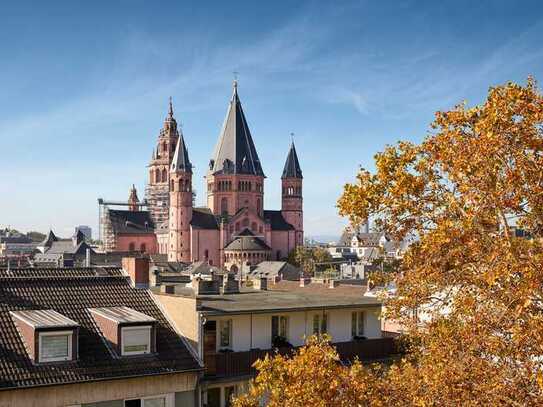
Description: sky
xmin=1 ymin=0 xmax=543 ymax=239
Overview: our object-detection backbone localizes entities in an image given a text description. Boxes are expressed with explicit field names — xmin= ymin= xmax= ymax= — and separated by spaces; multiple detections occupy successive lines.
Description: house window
xmin=351 ymin=311 xmax=365 ymax=338
xmin=271 ymin=315 xmax=288 ymax=340
xmin=39 ymin=331 xmax=72 ymax=362
xmin=219 ymin=319 xmax=232 ymax=349
xmin=121 ymin=326 xmax=151 ymax=355
xmin=312 ymin=313 xmax=328 ymax=335
xmin=221 ymin=197 xmax=228 ymax=215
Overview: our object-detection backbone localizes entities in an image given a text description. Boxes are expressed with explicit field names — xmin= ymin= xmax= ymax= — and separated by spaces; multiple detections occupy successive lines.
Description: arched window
xmin=235 ymin=222 xmax=240 ymax=231
xmin=204 ymin=249 xmax=209 ymax=259
xmin=257 ymin=199 xmax=261 ymax=215
xmin=221 ymin=197 xmax=228 ymax=215
xmin=129 ymin=242 xmax=135 ymax=252
xmin=242 ymin=218 xmax=249 ymax=227
xmin=170 ymin=179 xmax=174 ymax=190
xmin=161 ymin=168 xmax=167 ymax=183
xmin=140 ymin=243 xmax=146 ymax=253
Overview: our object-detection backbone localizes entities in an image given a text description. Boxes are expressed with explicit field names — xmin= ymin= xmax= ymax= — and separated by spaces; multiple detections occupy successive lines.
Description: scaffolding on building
xmin=97 ymin=198 xmax=149 ymax=252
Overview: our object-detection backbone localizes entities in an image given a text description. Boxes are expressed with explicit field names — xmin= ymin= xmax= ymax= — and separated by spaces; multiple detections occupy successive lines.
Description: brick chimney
xmin=122 ymin=256 xmax=150 ymax=289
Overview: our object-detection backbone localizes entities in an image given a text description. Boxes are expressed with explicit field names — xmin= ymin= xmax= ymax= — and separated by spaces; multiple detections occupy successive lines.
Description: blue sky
xmin=1 ymin=1 xmax=542 ymax=239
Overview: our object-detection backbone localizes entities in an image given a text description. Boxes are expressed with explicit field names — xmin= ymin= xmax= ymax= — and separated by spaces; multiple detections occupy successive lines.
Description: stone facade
xmin=114 ymin=82 xmax=304 ymax=268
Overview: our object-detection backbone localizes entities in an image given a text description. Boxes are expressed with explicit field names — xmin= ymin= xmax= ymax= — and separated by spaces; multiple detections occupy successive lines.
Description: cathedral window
xmin=140 ymin=243 xmax=146 ymax=253
xmin=235 ymin=222 xmax=240 ymax=231
xmin=242 ymin=218 xmax=249 ymax=227
xmin=257 ymin=199 xmax=261 ymax=215
xmin=161 ymin=169 xmax=167 ymax=183
xmin=129 ymin=243 xmax=135 ymax=252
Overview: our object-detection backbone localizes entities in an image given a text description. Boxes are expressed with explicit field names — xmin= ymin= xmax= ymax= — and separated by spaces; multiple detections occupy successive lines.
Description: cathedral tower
xmin=281 ymin=141 xmax=303 ymax=246
xmin=146 ymin=98 xmax=180 ymax=226
xmin=168 ymin=129 xmax=193 ymax=262
xmin=206 ymin=81 xmax=265 ymax=218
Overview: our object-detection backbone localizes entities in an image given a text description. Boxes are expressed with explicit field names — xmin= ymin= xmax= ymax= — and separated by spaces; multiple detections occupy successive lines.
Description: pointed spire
xmin=209 ymin=82 xmax=265 ymax=177
xmin=128 ymin=185 xmax=140 ymax=211
xmin=282 ymin=140 xmax=303 ymax=179
xmin=171 ymin=132 xmax=192 ymax=174
xmin=168 ymin=96 xmax=174 ymax=119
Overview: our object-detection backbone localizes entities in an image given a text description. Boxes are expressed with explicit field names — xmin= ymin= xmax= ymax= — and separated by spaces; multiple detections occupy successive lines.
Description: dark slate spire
xmin=208 ymin=81 xmax=265 ymax=177
xmin=171 ymin=131 xmax=192 ymax=173
xmin=282 ymin=141 xmax=303 ymax=179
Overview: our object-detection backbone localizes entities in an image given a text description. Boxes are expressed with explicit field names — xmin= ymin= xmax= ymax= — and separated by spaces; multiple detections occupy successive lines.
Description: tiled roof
xmin=246 ymin=261 xmax=300 ymax=281
xmin=208 ymin=82 xmax=265 ymax=177
xmin=281 ymin=142 xmax=303 ymax=179
xmin=224 ymin=235 xmax=271 ymax=251
xmin=191 ymin=208 xmax=219 ymax=230
xmin=0 ymin=267 xmax=200 ymax=390
xmin=263 ymin=210 xmax=295 ymax=231
xmin=106 ymin=209 xmax=156 ymax=235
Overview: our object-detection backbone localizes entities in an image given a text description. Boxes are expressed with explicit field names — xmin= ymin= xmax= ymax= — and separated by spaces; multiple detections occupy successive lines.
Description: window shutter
xmin=123 ymin=327 xmax=150 ymax=353
xmin=41 ymin=334 xmax=69 ymax=359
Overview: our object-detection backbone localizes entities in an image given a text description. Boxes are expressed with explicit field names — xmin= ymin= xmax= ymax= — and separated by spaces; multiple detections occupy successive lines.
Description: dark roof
xmin=263 ymin=210 xmax=295 ymax=231
xmin=40 ymin=230 xmax=58 ymax=247
xmin=107 ymin=209 xmax=155 ymax=234
xmin=191 ymin=208 xmax=219 ymax=230
xmin=0 ymin=267 xmax=200 ymax=390
xmin=170 ymin=132 xmax=192 ymax=173
xmin=0 ymin=236 xmax=32 ymax=244
xmin=208 ymin=82 xmax=265 ymax=177
xmin=224 ymin=235 xmax=271 ymax=251
xmin=281 ymin=142 xmax=303 ymax=179
xmin=246 ymin=261 xmax=301 ymax=281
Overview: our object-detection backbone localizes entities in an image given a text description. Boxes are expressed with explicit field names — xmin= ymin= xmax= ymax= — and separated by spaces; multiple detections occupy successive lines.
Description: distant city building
xmin=34 ymin=230 xmax=96 ymax=267
xmin=0 ymin=234 xmax=35 ymax=257
xmin=100 ymin=82 xmax=304 ymax=269
xmin=74 ymin=225 xmax=92 ymax=240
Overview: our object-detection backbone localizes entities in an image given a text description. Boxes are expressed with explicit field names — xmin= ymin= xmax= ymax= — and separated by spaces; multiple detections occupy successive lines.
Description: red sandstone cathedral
xmin=101 ymin=81 xmax=303 ymax=271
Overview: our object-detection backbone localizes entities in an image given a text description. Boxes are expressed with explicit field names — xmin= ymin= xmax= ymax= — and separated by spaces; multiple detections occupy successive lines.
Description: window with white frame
xmin=121 ymin=326 xmax=151 ymax=356
xmin=39 ymin=331 xmax=72 ymax=362
xmin=124 ymin=393 xmax=173 ymax=407
xmin=312 ymin=313 xmax=328 ymax=335
xmin=351 ymin=311 xmax=365 ymax=338
xmin=271 ymin=315 xmax=289 ymax=340
xmin=219 ymin=319 xmax=232 ymax=349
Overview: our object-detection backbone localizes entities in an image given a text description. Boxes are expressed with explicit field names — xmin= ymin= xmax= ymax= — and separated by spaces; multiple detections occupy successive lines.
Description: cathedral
xmin=102 ymin=81 xmax=303 ymax=271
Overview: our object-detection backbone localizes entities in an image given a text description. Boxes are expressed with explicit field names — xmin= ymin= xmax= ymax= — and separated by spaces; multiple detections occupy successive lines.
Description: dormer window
xmin=10 ymin=309 xmax=79 ymax=363
xmin=39 ymin=331 xmax=73 ymax=362
xmin=122 ymin=326 xmax=152 ymax=356
xmin=90 ymin=306 xmax=156 ymax=357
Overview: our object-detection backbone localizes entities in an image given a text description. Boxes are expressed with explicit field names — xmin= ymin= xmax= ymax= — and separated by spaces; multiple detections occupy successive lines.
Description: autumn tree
xmin=235 ymin=79 xmax=543 ymax=406
xmin=287 ymin=245 xmax=332 ymax=275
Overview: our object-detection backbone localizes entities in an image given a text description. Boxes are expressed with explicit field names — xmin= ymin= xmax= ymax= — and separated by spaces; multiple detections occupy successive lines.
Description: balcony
xmin=204 ymin=337 xmax=398 ymax=379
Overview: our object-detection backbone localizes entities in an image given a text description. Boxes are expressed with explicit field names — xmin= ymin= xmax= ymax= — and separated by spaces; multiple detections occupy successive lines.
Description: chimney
xmin=222 ymin=273 xmax=240 ymax=294
xmin=85 ymin=248 xmax=91 ymax=267
xmin=253 ymin=277 xmax=267 ymax=291
xmin=122 ymin=256 xmax=150 ymax=289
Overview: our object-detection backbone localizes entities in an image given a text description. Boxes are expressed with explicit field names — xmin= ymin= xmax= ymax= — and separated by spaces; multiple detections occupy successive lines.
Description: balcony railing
xmin=204 ymin=337 xmax=398 ymax=378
